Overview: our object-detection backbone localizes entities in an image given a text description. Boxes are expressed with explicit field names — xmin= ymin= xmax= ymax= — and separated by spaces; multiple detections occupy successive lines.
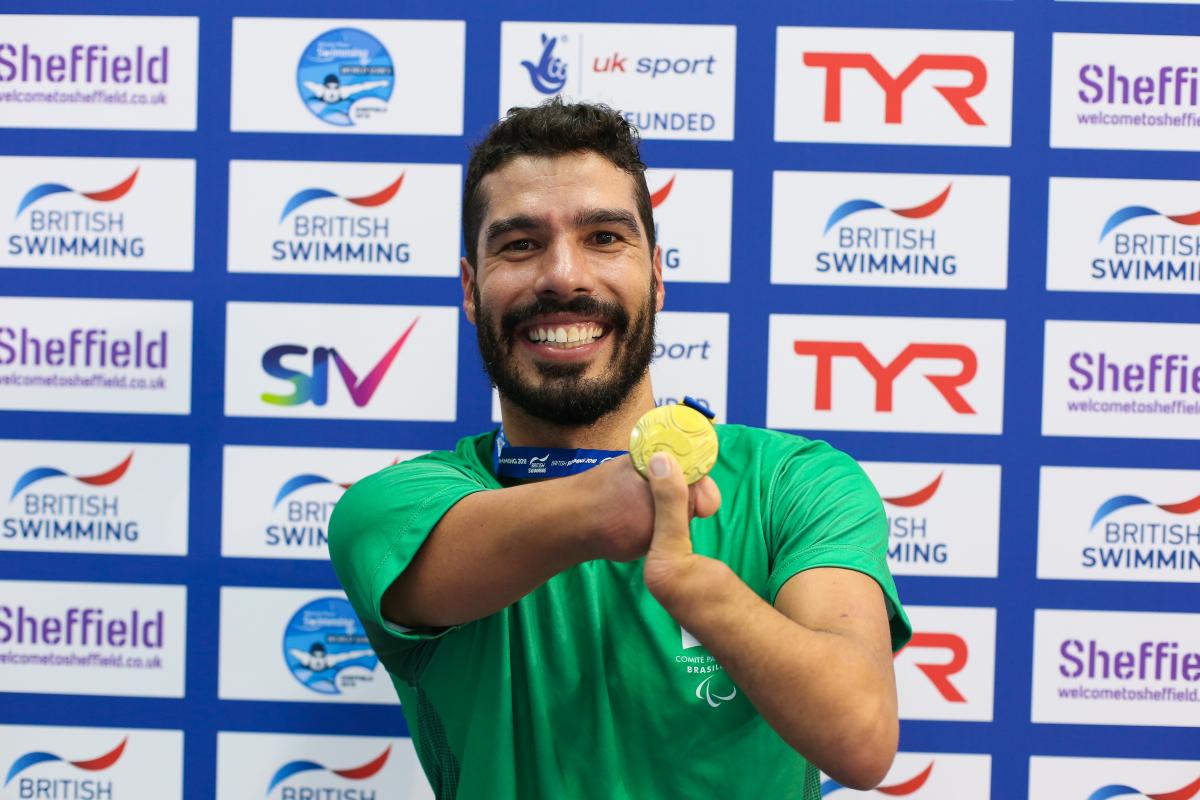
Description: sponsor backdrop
xmin=0 ymin=0 xmax=1196 ymax=797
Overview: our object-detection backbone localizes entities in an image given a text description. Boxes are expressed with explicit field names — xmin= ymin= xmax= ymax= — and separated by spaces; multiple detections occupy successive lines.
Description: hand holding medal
xmin=629 ymin=396 xmax=719 ymax=485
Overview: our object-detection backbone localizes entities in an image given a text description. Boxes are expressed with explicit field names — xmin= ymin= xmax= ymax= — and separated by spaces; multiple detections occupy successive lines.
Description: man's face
xmin=462 ymin=152 xmax=664 ymax=426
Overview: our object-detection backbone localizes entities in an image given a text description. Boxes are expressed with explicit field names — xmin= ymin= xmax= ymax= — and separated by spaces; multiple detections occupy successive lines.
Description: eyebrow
xmin=483 ymin=208 xmax=643 ymax=250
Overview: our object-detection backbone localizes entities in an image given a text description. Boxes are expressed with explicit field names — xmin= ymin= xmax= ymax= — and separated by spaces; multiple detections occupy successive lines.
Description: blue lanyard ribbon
xmin=493 ymin=427 xmax=626 ymax=480
xmin=491 ymin=396 xmax=715 ymax=481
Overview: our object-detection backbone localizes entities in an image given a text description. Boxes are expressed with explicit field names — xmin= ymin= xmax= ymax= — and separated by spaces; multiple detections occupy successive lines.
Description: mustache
xmin=499 ymin=295 xmax=630 ymax=339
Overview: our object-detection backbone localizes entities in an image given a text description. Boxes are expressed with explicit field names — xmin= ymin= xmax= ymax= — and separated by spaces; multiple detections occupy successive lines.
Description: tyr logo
xmin=792 ymin=341 xmax=978 ymax=414
xmin=897 ymin=632 xmax=969 ymax=702
xmin=802 ymin=52 xmax=988 ymax=125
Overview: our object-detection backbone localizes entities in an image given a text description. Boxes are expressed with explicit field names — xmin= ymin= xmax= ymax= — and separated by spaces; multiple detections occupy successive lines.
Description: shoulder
xmin=328 ymin=432 xmax=494 ymax=547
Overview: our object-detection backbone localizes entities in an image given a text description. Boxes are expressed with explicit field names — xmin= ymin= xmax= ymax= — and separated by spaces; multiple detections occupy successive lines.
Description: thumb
xmin=646 ymin=452 xmax=692 ymax=559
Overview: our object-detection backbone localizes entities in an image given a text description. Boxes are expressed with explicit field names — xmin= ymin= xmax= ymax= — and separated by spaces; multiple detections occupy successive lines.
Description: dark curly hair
xmin=462 ymin=98 xmax=655 ymax=267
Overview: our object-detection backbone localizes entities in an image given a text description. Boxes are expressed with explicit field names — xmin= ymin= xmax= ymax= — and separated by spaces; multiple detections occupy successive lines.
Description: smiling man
xmin=329 ymin=99 xmax=911 ymax=800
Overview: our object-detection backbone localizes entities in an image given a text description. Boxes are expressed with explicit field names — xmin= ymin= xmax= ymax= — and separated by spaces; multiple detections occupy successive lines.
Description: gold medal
xmin=630 ymin=401 xmax=719 ymax=484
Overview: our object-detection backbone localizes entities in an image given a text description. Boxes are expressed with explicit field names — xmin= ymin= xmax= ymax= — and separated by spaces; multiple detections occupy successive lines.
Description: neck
xmin=498 ymin=377 xmax=656 ymax=451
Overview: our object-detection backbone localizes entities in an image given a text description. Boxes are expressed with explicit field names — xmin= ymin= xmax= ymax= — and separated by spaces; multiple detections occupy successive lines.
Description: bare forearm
xmin=383 ymin=475 xmax=597 ymax=628
xmin=652 ymin=560 xmax=898 ymax=788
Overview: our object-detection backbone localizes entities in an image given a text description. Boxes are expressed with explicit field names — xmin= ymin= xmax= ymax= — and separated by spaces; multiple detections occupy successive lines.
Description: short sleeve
xmin=764 ymin=441 xmax=912 ymax=651
xmin=328 ymin=456 xmax=489 ymax=644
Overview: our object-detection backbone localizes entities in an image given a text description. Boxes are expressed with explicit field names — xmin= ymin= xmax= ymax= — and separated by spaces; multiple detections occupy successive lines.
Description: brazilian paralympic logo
xmin=282 ymin=597 xmax=378 ymax=695
xmin=296 ymin=28 xmax=394 ymax=127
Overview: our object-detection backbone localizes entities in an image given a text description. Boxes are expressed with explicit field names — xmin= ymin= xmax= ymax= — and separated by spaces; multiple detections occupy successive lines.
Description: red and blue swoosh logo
xmin=821 ymin=761 xmax=933 ymax=796
xmin=273 ymin=475 xmax=352 ymax=508
xmin=650 ymin=175 xmax=675 ymax=209
xmin=279 ymin=174 xmax=404 ymax=222
xmin=266 ymin=746 xmax=390 ymax=795
xmin=882 ymin=473 xmax=944 ymax=508
xmin=1090 ymin=490 xmax=1200 ymax=530
xmin=4 ymin=738 xmax=127 ymax=786
xmin=16 ymin=168 xmax=140 ymax=217
xmin=1087 ymin=775 xmax=1200 ymax=800
xmin=10 ymin=452 xmax=134 ymax=501
xmin=823 ymin=184 xmax=952 ymax=234
xmin=1100 ymin=204 xmax=1200 ymax=241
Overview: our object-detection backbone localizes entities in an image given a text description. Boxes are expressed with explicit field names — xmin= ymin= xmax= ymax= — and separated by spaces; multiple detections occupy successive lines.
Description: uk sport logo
xmin=767 ymin=315 xmax=1004 ymax=434
xmin=775 ymin=27 xmax=1013 ymax=146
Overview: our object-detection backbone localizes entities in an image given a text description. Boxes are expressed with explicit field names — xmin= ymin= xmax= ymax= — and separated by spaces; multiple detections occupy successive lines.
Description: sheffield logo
xmin=4 ymin=737 xmax=126 ymax=785
xmin=279 ymin=174 xmax=404 ymax=222
xmin=898 ymin=633 xmax=968 ymax=702
xmin=803 ymin=53 xmax=987 ymax=125
xmin=261 ymin=318 xmax=418 ymax=407
xmin=523 ymin=33 xmax=568 ymax=94
xmin=16 ymin=168 xmax=138 ymax=217
xmin=266 ymin=746 xmax=390 ymax=796
xmin=1100 ymin=203 xmax=1200 ymax=241
xmin=820 ymin=761 xmax=933 ymax=796
xmin=793 ymin=342 xmax=977 ymax=413
xmin=10 ymin=451 xmax=132 ymax=500
xmin=1086 ymin=776 xmax=1200 ymax=800
xmin=296 ymin=28 xmax=394 ymax=127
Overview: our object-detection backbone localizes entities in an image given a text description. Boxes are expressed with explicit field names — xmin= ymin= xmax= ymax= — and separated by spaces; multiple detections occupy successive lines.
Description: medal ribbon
xmin=492 ymin=397 xmax=715 ymax=481
xmin=493 ymin=427 xmax=626 ymax=480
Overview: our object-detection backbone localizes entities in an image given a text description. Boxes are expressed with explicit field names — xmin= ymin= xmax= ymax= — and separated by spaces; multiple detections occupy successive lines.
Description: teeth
xmin=526 ymin=323 xmax=604 ymax=349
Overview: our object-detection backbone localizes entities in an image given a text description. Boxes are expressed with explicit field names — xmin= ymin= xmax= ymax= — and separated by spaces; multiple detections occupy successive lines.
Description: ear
xmin=460 ymin=257 xmax=478 ymax=325
xmin=652 ymin=244 xmax=665 ymax=312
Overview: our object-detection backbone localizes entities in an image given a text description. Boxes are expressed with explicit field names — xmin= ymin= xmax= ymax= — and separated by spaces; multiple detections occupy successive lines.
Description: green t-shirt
xmin=328 ymin=424 xmax=911 ymax=800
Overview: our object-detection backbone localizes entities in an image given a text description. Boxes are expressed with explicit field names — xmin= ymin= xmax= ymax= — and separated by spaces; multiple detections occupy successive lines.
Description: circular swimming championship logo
xmin=283 ymin=597 xmax=378 ymax=695
xmin=296 ymin=28 xmax=394 ymax=127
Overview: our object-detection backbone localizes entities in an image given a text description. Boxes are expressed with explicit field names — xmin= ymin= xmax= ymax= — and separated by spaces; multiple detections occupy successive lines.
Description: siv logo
xmin=272 ymin=173 xmax=410 ymax=267
xmin=282 ymin=597 xmax=378 ymax=696
xmin=821 ymin=761 xmax=934 ymax=796
xmin=266 ymin=746 xmax=390 ymax=797
xmin=296 ymin=28 xmax=394 ymax=127
xmin=4 ymin=737 xmax=126 ymax=788
xmin=261 ymin=318 xmax=419 ymax=407
xmin=522 ymin=33 xmax=568 ymax=94
xmin=5 ymin=452 xmax=138 ymax=545
xmin=896 ymin=633 xmax=968 ymax=702
xmin=793 ymin=342 xmax=977 ymax=413
xmin=1085 ymin=776 xmax=1200 ymax=800
xmin=803 ymin=53 xmax=987 ymax=126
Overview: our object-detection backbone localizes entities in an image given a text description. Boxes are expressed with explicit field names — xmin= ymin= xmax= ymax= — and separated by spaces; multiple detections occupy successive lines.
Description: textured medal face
xmin=630 ymin=404 xmax=719 ymax=484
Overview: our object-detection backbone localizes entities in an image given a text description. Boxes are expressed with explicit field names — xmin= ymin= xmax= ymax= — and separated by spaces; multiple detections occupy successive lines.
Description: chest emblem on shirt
xmin=677 ymin=626 xmax=739 ymax=708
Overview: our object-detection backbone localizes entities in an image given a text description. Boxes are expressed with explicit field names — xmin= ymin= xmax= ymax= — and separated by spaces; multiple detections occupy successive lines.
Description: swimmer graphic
xmin=303 ymin=74 xmax=391 ymax=106
xmin=288 ymin=642 xmax=376 ymax=673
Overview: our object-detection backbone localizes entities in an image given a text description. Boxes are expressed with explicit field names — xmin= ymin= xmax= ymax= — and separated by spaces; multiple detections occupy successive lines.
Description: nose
xmin=533 ymin=235 xmax=596 ymax=299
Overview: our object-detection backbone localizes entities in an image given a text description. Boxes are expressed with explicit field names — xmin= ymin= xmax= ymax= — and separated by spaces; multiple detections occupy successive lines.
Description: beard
xmin=475 ymin=283 xmax=657 ymax=427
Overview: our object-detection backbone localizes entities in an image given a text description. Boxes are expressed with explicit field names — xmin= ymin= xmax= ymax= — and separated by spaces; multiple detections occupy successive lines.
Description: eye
xmin=593 ymin=231 xmax=620 ymax=246
xmin=504 ymin=238 xmax=535 ymax=252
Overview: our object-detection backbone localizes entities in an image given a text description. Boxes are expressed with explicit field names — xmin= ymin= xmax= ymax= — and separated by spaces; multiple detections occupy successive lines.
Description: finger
xmin=689 ymin=476 xmax=722 ymax=519
xmin=646 ymin=452 xmax=692 ymax=558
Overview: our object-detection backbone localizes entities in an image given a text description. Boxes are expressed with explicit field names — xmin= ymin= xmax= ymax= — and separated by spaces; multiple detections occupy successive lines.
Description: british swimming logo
xmin=296 ymin=28 xmax=394 ymax=127
xmin=4 ymin=738 xmax=127 ymax=786
xmin=823 ymin=184 xmax=951 ymax=234
xmin=1086 ymin=776 xmax=1200 ymax=800
xmin=266 ymin=746 xmax=391 ymax=797
xmin=1090 ymin=489 xmax=1200 ymax=530
xmin=273 ymin=474 xmax=353 ymax=509
xmin=16 ymin=168 xmax=138 ymax=218
xmin=282 ymin=597 xmax=378 ymax=695
xmin=1099 ymin=203 xmax=1200 ymax=241
xmin=522 ymin=33 xmax=568 ymax=94
xmin=9 ymin=451 xmax=133 ymax=501
xmin=821 ymin=760 xmax=933 ymax=796
xmin=279 ymin=174 xmax=404 ymax=222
